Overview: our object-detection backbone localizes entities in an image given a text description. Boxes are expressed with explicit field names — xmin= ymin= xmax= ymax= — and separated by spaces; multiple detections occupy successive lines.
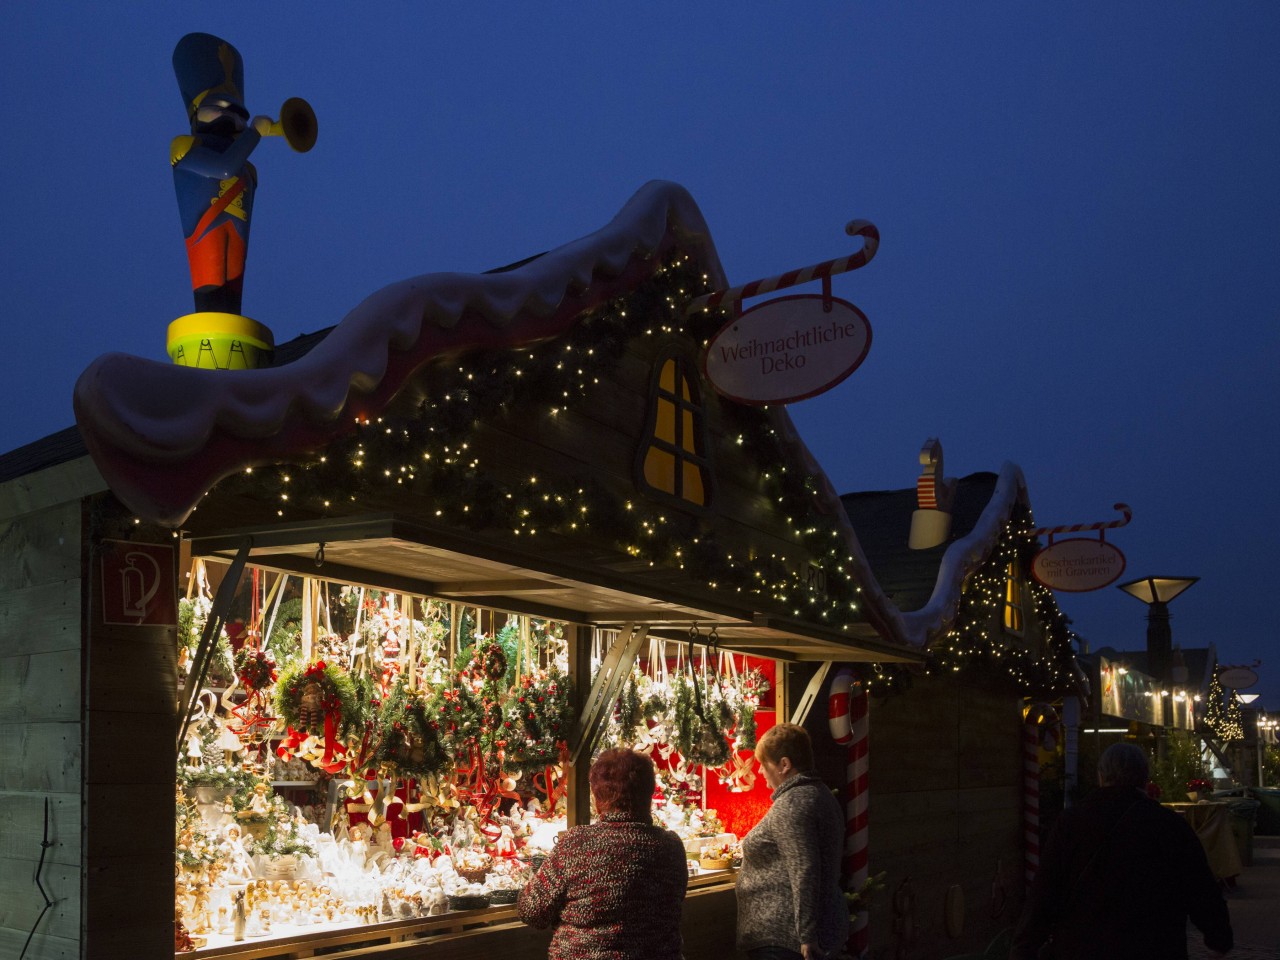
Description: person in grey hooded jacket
xmin=736 ymin=722 xmax=850 ymax=960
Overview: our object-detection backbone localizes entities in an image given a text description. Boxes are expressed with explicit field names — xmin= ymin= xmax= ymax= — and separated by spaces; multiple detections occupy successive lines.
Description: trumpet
xmin=264 ymin=97 xmax=318 ymax=153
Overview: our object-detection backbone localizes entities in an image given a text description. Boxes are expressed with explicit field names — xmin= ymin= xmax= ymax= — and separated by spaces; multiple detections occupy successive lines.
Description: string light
xmin=210 ymin=254 xmax=878 ymax=648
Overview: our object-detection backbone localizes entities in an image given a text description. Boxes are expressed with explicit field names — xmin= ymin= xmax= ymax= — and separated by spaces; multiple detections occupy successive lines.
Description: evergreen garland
xmin=673 ymin=673 xmax=733 ymax=767
xmin=210 ymin=255 xmax=868 ymax=635
xmin=862 ymin=506 xmax=1079 ymax=699
xmin=504 ymin=666 xmax=574 ymax=774
xmin=427 ymin=659 xmax=488 ymax=757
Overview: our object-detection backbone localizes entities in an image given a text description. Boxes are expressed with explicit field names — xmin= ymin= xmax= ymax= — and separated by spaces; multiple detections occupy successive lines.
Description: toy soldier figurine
xmin=167 ymin=33 xmax=314 ymax=368
xmin=171 ymin=32 xmax=270 ymax=316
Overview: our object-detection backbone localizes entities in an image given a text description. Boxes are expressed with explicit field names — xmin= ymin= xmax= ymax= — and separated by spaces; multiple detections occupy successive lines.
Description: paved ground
xmin=1186 ymin=835 xmax=1280 ymax=959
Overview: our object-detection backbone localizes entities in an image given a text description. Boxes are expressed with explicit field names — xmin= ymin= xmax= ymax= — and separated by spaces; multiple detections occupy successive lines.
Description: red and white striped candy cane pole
xmin=830 ymin=668 xmax=870 ymax=959
xmin=1023 ymin=713 xmax=1041 ymax=888
xmin=1022 ymin=704 xmax=1059 ymax=888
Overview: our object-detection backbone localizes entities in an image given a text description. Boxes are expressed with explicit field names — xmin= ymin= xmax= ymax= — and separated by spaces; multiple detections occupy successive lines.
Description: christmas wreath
xmin=275 ymin=660 xmax=363 ymax=740
xmin=375 ymin=681 xmax=450 ymax=780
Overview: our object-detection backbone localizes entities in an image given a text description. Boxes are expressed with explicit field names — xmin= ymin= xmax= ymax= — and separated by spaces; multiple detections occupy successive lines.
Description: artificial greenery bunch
xmin=265 ymin=597 xmax=306 ymax=669
xmin=179 ymin=594 xmax=234 ymax=685
xmin=428 ymin=665 xmax=488 ymax=757
xmin=235 ymin=647 xmax=277 ymax=692
xmin=179 ymin=761 xmax=257 ymax=794
xmin=175 ymin=790 xmax=221 ymax=869
xmin=504 ymin=666 xmax=574 ymax=774
xmin=249 ymin=816 xmax=317 ymax=860
xmin=1149 ymin=730 xmax=1213 ymax=802
xmin=228 ymin=779 xmax=288 ymax=824
xmin=374 ymin=680 xmax=450 ymax=780
xmin=275 ymin=660 xmax=365 ymax=739
xmin=673 ymin=672 xmax=734 ymax=767
xmin=721 ymin=665 xmax=770 ymax=752
xmin=611 ymin=673 xmax=673 ymax=746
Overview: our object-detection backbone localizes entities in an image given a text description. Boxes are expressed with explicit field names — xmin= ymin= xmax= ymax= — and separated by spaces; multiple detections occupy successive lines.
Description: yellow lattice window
xmin=1004 ymin=560 xmax=1025 ymax=634
xmin=637 ymin=353 xmax=712 ymax=508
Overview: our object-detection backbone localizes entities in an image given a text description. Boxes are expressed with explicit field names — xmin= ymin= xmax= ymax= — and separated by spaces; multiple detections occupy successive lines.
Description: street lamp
xmin=1117 ymin=576 xmax=1199 ymax=685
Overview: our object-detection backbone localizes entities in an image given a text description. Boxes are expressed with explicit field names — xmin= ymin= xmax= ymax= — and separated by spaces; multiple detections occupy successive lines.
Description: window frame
xmin=634 ymin=346 xmax=715 ymax=513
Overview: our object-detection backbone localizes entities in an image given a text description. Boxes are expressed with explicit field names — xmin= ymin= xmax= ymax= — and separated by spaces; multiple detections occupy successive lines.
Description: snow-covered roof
xmin=68 ymin=180 xmax=1031 ymax=655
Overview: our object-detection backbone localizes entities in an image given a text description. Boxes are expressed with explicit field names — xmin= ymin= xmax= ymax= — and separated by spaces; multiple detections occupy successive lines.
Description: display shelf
xmin=270 ymin=781 xmax=322 ymax=788
xmin=184 ymin=874 xmax=737 ymax=959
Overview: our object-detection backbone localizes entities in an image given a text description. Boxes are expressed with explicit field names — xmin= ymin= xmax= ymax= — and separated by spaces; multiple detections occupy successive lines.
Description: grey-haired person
xmin=1012 ymin=741 xmax=1232 ymax=960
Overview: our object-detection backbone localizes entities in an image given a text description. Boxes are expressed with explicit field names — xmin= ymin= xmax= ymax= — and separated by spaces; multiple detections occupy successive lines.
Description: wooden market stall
xmin=3 ymin=182 xmax=923 ymax=960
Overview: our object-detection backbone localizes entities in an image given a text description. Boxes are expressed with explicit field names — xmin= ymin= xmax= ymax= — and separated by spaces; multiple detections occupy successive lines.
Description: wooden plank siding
xmin=860 ymin=675 xmax=1024 ymax=960
xmin=0 ymin=499 xmax=85 ymax=960
xmin=81 ymin=494 xmax=178 ymax=960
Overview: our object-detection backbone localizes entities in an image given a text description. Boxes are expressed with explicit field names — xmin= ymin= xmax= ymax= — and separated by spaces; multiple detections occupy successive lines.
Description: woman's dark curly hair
xmin=589 ymin=748 xmax=656 ymax=818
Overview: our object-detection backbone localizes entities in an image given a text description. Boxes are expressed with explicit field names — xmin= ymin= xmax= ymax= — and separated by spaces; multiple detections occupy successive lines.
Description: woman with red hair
xmin=518 ymin=748 xmax=688 ymax=959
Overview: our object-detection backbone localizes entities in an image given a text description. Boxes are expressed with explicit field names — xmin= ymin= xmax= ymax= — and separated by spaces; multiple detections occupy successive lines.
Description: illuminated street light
xmin=1117 ymin=576 xmax=1199 ymax=685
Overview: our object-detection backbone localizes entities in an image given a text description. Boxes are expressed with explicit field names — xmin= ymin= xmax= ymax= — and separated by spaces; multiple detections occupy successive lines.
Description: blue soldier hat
xmin=173 ymin=32 xmax=247 ymax=119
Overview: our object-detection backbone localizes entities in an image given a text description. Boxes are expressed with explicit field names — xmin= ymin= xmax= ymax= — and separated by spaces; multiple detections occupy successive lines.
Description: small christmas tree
xmin=1222 ymin=689 xmax=1245 ymax=742
xmin=1202 ymin=670 xmax=1230 ymax=739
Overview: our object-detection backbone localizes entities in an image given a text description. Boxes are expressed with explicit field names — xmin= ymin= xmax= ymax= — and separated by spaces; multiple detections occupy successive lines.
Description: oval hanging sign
xmin=1218 ymin=666 xmax=1259 ymax=690
xmin=1031 ymin=538 xmax=1127 ymax=592
xmin=703 ymin=294 xmax=872 ymax=405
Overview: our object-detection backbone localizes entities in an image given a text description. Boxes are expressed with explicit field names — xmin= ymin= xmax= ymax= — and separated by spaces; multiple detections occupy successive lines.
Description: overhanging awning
xmin=188 ymin=513 xmax=921 ymax=664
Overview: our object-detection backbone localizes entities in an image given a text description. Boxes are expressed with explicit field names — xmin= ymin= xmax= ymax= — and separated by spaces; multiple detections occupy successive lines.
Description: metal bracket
xmin=176 ymin=536 xmax=253 ymax=756
xmin=569 ymin=622 xmax=650 ymax=765
xmin=789 ymin=661 xmax=833 ymax=725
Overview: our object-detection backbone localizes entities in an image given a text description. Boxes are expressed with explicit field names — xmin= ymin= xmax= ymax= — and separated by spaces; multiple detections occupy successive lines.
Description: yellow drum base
xmin=167 ymin=312 xmax=275 ymax=370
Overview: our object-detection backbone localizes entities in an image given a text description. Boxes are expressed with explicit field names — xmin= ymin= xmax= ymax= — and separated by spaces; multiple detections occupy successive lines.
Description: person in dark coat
xmin=736 ymin=722 xmax=850 ymax=960
xmin=518 ymin=748 xmax=688 ymax=960
xmin=1012 ymin=741 xmax=1232 ymax=960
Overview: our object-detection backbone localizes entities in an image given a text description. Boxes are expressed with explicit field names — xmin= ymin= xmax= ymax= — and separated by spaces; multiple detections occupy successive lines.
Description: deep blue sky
xmin=3 ymin=4 xmax=1278 ymax=706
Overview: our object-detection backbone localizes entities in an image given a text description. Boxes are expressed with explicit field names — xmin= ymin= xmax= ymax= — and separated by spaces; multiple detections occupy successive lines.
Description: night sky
xmin=3 ymin=4 xmax=1277 ymax=706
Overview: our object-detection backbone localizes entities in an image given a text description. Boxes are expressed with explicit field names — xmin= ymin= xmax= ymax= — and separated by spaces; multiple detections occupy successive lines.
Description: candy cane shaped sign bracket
xmin=695 ymin=220 xmax=879 ymax=406
xmin=1032 ymin=504 xmax=1131 ymax=593
xmin=1032 ymin=502 xmax=1132 ymax=544
xmin=686 ymin=219 xmax=880 ymax=315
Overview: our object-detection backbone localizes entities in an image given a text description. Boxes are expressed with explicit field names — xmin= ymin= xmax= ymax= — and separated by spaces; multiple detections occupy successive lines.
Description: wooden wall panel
xmin=0 ymin=458 xmax=103 ymax=525
xmin=81 ymin=508 xmax=179 ymax=960
xmin=0 ymin=861 xmax=80 ymax=942
xmin=0 ymin=580 xmax=81 ymax=657
xmin=0 ymin=494 xmax=83 ymax=957
xmin=0 ymin=792 xmax=80 ymax=867
xmin=83 ymin=785 xmax=175 ymax=861
xmin=85 ymin=710 xmax=174 ymax=786
xmin=0 ymin=927 xmax=79 ymax=960
xmin=0 ymin=651 xmax=80 ymax=724
xmin=0 ymin=721 xmax=80 ymax=791
xmin=84 ymin=627 xmax=176 ymax=716
xmin=682 ymin=885 xmax=739 ymax=959
xmin=0 ymin=503 xmax=84 ymax=591
xmin=860 ymin=675 xmax=1025 ymax=960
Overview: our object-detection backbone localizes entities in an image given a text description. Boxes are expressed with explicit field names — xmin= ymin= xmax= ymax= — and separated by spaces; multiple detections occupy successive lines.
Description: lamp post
xmin=1259 ymin=713 xmax=1277 ymax=787
xmin=1117 ymin=577 xmax=1198 ymax=755
xmin=1117 ymin=576 xmax=1199 ymax=687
